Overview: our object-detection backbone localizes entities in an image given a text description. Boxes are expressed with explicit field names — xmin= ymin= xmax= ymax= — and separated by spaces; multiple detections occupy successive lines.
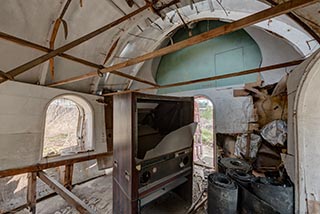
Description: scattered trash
xmin=234 ymin=133 xmax=261 ymax=158
xmin=261 ymin=120 xmax=287 ymax=146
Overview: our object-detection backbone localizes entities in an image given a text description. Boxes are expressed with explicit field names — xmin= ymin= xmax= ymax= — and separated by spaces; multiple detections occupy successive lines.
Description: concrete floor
xmin=16 ymin=173 xmax=207 ymax=214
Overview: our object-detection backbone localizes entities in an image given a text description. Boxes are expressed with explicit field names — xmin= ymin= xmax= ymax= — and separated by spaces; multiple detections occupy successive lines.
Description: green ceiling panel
xmin=156 ymin=20 xmax=262 ymax=94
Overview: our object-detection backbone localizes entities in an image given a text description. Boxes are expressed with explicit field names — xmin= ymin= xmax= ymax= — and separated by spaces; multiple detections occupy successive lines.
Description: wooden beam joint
xmin=37 ymin=171 xmax=95 ymax=214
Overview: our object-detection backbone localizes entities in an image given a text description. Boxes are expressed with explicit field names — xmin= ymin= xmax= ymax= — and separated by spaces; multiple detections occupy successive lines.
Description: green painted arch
xmin=155 ymin=20 xmax=262 ymax=94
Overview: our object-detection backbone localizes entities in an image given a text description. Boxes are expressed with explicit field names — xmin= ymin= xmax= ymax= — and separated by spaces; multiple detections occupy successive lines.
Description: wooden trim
xmin=0 ymin=152 xmax=112 ymax=178
xmin=27 ymin=172 xmax=37 ymax=214
xmin=0 ymin=4 xmax=151 ymax=84
xmin=37 ymin=171 xmax=95 ymax=214
xmin=48 ymin=0 xmax=316 ymax=87
xmin=103 ymin=59 xmax=303 ymax=96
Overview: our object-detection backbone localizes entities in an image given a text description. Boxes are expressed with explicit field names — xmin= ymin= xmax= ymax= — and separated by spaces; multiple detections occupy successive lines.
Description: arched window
xmin=43 ymin=95 xmax=93 ymax=157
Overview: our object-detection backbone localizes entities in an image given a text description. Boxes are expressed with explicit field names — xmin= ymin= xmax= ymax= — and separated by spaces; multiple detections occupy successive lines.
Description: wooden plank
xmin=27 ymin=172 xmax=37 ymax=214
xmin=37 ymin=171 xmax=95 ymax=214
xmin=49 ymin=0 xmax=72 ymax=79
xmin=64 ymin=164 xmax=74 ymax=190
xmin=103 ymin=59 xmax=303 ymax=96
xmin=0 ymin=32 xmax=158 ymax=87
xmin=0 ymin=152 xmax=112 ymax=178
xmin=0 ymin=70 xmax=13 ymax=80
xmin=233 ymin=89 xmax=250 ymax=97
xmin=48 ymin=0 xmax=316 ymax=87
xmin=0 ymin=4 xmax=151 ymax=84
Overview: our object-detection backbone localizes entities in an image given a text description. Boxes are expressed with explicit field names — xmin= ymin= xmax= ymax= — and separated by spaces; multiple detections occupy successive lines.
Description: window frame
xmin=41 ymin=94 xmax=94 ymax=159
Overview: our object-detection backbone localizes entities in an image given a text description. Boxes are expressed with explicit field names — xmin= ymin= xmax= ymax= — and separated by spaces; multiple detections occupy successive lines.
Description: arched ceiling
xmin=0 ymin=0 xmax=319 ymax=94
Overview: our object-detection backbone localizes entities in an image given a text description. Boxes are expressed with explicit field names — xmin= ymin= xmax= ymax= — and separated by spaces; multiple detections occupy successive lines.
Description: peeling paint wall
xmin=0 ymin=81 xmax=107 ymax=171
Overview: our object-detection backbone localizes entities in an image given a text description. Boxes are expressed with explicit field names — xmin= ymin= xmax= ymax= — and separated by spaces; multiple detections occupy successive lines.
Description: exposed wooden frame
xmin=48 ymin=0 xmax=316 ymax=87
xmin=0 ymin=69 xmax=14 ymax=80
xmin=38 ymin=171 xmax=95 ymax=214
xmin=0 ymin=32 xmax=158 ymax=87
xmin=0 ymin=4 xmax=152 ymax=84
xmin=0 ymin=152 xmax=112 ymax=178
xmin=265 ymin=0 xmax=320 ymax=43
xmin=27 ymin=172 xmax=37 ymax=214
xmin=103 ymin=59 xmax=303 ymax=96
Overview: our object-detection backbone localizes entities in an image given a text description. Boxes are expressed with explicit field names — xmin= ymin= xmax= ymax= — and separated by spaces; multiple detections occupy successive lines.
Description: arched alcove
xmin=156 ymin=20 xmax=262 ymax=94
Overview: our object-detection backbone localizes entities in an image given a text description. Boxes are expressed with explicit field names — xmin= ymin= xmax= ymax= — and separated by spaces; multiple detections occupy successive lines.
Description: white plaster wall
xmin=132 ymin=27 xmax=302 ymax=134
xmin=0 ymin=81 xmax=107 ymax=171
xmin=168 ymin=86 xmax=253 ymax=134
xmin=245 ymin=27 xmax=303 ymax=85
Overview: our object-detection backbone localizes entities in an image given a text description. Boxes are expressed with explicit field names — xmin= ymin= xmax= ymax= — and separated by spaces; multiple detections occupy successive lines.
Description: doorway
xmin=194 ymin=96 xmax=216 ymax=169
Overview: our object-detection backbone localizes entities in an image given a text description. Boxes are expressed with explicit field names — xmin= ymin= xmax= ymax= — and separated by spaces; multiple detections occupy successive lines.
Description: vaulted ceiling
xmin=0 ymin=0 xmax=319 ymax=94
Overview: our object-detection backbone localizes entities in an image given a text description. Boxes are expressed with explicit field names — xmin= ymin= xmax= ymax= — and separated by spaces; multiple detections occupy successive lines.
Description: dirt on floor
xmin=14 ymin=167 xmax=208 ymax=214
xmin=16 ymin=175 xmax=112 ymax=214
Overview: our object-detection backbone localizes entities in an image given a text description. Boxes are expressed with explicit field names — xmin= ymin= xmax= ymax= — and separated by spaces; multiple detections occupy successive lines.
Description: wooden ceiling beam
xmin=48 ymin=0 xmax=317 ymax=87
xmin=0 ymin=4 xmax=151 ymax=84
xmin=0 ymin=32 xmax=158 ymax=87
xmin=102 ymin=59 xmax=304 ymax=96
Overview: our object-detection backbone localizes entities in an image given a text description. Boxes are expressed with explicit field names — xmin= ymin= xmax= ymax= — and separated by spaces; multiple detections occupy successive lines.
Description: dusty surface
xmin=16 ymin=175 xmax=112 ymax=214
xmin=14 ymin=169 xmax=208 ymax=214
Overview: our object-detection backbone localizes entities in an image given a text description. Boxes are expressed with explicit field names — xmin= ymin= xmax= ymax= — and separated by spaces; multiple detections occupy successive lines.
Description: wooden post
xmin=64 ymin=164 xmax=74 ymax=191
xmin=37 ymin=171 xmax=95 ymax=214
xmin=27 ymin=172 xmax=37 ymax=214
